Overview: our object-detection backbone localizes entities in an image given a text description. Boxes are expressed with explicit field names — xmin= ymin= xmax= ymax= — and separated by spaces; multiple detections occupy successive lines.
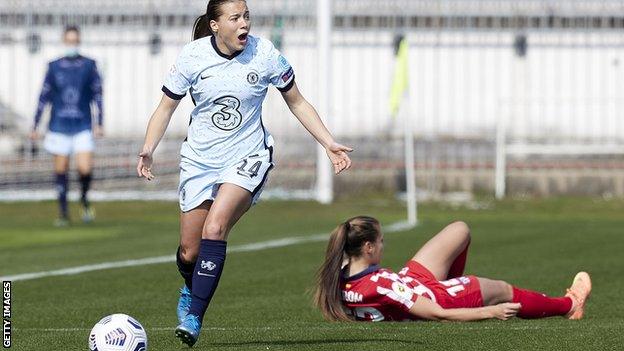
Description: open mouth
xmin=238 ymin=33 xmax=248 ymax=42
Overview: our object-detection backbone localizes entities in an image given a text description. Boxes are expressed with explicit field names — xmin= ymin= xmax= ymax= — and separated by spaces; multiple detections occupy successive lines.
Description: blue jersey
xmin=34 ymin=55 xmax=103 ymax=135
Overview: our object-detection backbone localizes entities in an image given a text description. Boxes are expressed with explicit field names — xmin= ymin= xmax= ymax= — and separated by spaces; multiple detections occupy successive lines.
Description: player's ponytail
xmin=192 ymin=15 xmax=211 ymax=41
xmin=314 ymin=221 xmax=351 ymax=321
xmin=314 ymin=216 xmax=380 ymax=321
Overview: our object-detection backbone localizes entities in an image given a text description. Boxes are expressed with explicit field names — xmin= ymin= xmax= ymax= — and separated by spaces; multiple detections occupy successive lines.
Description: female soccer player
xmin=315 ymin=217 xmax=591 ymax=322
xmin=31 ymin=25 xmax=103 ymax=226
xmin=136 ymin=0 xmax=352 ymax=346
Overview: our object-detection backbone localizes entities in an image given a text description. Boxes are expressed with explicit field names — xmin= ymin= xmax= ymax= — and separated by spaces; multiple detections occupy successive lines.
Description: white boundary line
xmin=1 ymin=221 xmax=414 ymax=283
xmin=0 ymin=189 xmax=316 ymax=202
xmin=17 ymin=324 xmax=597 ymax=333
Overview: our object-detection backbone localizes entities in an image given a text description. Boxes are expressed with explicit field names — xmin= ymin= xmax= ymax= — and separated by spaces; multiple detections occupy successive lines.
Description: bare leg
xmin=412 ymin=221 xmax=471 ymax=280
xmin=179 ymin=200 xmax=212 ymax=264
xmin=201 ymin=183 xmax=252 ymax=241
xmin=53 ymin=154 xmax=70 ymax=174
xmin=75 ymin=151 xmax=92 ymax=175
xmin=176 ymin=200 xmax=212 ymax=289
xmin=177 ymin=182 xmax=251 ymax=282
xmin=478 ymin=276 xmax=585 ymax=319
xmin=187 ymin=183 xmax=252 ymax=320
xmin=477 ymin=277 xmax=513 ymax=305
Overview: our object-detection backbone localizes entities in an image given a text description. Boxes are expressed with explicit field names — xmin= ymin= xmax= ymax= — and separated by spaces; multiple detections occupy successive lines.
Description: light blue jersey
xmin=163 ymin=34 xmax=295 ymax=211
xmin=162 ymin=35 xmax=294 ymax=168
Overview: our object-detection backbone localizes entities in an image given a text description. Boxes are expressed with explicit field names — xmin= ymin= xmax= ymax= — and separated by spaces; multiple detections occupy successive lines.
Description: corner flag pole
xmin=403 ymin=94 xmax=417 ymax=226
xmin=390 ymin=36 xmax=417 ymax=226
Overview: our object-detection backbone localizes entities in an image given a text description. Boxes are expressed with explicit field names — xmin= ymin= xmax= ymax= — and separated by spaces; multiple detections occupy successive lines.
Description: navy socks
xmin=55 ymin=173 xmax=68 ymax=219
xmin=79 ymin=173 xmax=92 ymax=208
xmin=188 ymin=239 xmax=227 ymax=320
xmin=176 ymin=246 xmax=195 ymax=289
xmin=53 ymin=172 xmax=92 ymax=219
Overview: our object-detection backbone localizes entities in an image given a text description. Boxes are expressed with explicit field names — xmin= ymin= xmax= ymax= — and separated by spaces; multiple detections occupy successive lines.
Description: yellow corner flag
xmin=389 ymin=37 xmax=409 ymax=118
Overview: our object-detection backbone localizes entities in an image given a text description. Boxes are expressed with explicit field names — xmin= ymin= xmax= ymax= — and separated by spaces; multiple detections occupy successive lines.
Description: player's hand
xmin=93 ymin=125 xmax=104 ymax=138
xmin=490 ymin=303 xmax=521 ymax=320
xmin=29 ymin=130 xmax=39 ymax=141
xmin=325 ymin=142 xmax=353 ymax=175
xmin=137 ymin=148 xmax=155 ymax=181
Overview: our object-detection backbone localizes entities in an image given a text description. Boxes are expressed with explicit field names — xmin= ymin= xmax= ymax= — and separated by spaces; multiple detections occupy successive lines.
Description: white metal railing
xmin=1 ymin=0 xmax=624 ymax=201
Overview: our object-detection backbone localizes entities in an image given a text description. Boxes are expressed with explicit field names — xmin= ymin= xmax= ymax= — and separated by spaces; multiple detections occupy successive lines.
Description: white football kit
xmin=163 ymin=35 xmax=295 ymax=211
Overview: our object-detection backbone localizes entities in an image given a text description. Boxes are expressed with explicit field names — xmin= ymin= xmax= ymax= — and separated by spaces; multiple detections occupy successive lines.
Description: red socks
xmin=446 ymin=241 xmax=572 ymax=320
xmin=512 ymin=287 xmax=572 ymax=319
xmin=447 ymin=239 xmax=470 ymax=279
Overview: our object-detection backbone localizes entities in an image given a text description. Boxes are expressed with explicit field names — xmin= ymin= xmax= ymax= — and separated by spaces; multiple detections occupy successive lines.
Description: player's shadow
xmin=210 ymin=337 xmax=422 ymax=348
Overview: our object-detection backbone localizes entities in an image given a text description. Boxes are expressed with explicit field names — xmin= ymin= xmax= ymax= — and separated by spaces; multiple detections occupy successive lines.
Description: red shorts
xmin=399 ymin=260 xmax=483 ymax=309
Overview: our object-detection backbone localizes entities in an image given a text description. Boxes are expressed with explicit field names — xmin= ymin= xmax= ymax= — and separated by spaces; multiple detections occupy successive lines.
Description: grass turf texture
xmin=1 ymin=197 xmax=623 ymax=350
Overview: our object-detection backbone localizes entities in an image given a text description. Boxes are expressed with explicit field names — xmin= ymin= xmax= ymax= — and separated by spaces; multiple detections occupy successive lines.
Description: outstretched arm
xmin=281 ymin=82 xmax=353 ymax=174
xmin=137 ymin=94 xmax=180 ymax=180
xmin=409 ymin=296 xmax=520 ymax=322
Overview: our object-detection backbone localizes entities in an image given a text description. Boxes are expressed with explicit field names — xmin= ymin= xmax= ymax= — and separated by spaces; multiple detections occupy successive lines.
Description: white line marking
xmin=17 ymin=324 xmax=605 ymax=333
xmin=0 ymin=221 xmax=415 ymax=282
xmin=0 ymin=189 xmax=315 ymax=202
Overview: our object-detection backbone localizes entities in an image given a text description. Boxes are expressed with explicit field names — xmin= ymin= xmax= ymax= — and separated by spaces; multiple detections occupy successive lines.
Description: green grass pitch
xmin=1 ymin=197 xmax=623 ymax=350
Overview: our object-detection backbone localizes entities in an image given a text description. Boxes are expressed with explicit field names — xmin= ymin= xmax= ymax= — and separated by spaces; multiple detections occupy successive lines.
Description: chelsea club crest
xmin=247 ymin=71 xmax=259 ymax=85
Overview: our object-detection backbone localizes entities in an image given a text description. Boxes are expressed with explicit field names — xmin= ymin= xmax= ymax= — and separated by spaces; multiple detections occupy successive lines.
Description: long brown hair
xmin=314 ymin=216 xmax=381 ymax=321
xmin=192 ymin=0 xmax=247 ymax=40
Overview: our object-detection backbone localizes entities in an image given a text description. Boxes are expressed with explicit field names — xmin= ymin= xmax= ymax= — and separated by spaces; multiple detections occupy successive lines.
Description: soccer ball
xmin=88 ymin=314 xmax=148 ymax=351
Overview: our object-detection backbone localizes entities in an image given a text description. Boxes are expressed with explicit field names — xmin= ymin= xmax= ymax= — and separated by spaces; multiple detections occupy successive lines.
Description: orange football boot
xmin=565 ymin=272 xmax=592 ymax=320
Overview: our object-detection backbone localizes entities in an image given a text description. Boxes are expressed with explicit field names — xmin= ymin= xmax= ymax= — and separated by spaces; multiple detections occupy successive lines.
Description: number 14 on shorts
xmin=237 ymin=155 xmax=263 ymax=178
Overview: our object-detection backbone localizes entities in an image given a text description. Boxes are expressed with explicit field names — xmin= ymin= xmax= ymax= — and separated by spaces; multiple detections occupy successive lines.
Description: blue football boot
xmin=177 ymin=285 xmax=192 ymax=323
xmin=175 ymin=314 xmax=201 ymax=347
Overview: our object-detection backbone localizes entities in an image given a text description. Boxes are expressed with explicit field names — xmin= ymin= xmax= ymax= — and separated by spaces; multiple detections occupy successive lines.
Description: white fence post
xmin=495 ymin=102 xmax=507 ymax=200
xmin=315 ymin=0 xmax=333 ymax=204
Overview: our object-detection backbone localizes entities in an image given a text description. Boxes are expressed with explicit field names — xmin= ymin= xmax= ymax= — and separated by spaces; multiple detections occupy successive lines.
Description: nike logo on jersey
xmin=197 ymin=271 xmax=216 ymax=277
xmin=200 ymin=74 xmax=213 ymax=80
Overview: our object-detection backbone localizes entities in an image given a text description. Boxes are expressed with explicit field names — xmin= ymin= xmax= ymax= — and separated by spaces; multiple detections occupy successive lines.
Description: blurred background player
xmin=136 ymin=0 xmax=352 ymax=346
xmin=30 ymin=25 xmax=104 ymax=226
xmin=315 ymin=217 xmax=592 ymax=322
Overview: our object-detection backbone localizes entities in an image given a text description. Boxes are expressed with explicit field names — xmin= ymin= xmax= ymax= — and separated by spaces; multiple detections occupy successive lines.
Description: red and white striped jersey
xmin=342 ymin=263 xmax=483 ymax=322
xmin=341 ymin=265 xmax=423 ymax=322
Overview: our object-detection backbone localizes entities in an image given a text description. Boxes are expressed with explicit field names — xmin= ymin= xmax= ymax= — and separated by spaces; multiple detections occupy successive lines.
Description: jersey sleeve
xmin=90 ymin=61 xmax=104 ymax=126
xmin=267 ymin=43 xmax=295 ymax=92
xmin=33 ymin=63 xmax=54 ymax=128
xmin=162 ymin=50 xmax=192 ymax=100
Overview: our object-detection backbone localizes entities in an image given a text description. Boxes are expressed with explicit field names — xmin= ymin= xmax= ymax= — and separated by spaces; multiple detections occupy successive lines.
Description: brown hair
xmin=192 ymin=0 xmax=246 ymax=40
xmin=64 ymin=25 xmax=80 ymax=35
xmin=314 ymin=216 xmax=381 ymax=321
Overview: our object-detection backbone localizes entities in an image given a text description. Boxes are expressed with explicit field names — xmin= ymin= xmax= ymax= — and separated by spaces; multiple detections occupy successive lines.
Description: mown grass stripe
xmin=1 ymin=221 xmax=413 ymax=282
